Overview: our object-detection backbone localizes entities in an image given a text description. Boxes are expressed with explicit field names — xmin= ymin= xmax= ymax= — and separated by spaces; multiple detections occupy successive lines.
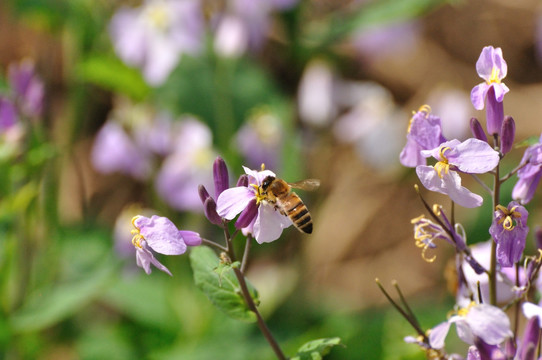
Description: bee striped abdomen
xmin=287 ymin=200 xmax=313 ymax=234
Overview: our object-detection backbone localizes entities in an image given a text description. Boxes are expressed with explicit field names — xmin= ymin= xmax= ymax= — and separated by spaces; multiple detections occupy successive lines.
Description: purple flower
xmin=429 ymin=303 xmax=512 ymax=349
xmin=416 ymin=138 xmax=500 ymax=208
xmin=91 ymin=121 xmax=152 ymax=180
xmin=155 ymin=118 xmax=215 ymax=212
xmin=457 ymin=241 xmax=523 ymax=307
xmin=216 ymin=166 xmax=292 ymax=244
xmin=131 ymin=215 xmax=201 ymax=275
xmin=411 ymin=209 xmax=465 ymax=263
xmin=400 ymin=105 xmax=446 ymax=167
xmin=512 ymin=136 xmax=542 ymax=204
xmin=489 ymin=202 xmax=529 ymax=267
xmin=8 ymin=59 xmax=44 ymax=117
xmin=235 ymin=109 xmax=283 ymax=170
xmin=110 ymin=0 xmax=203 ymax=86
xmin=0 ymin=98 xmax=18 ymax=131
xmin=470 ymin=46 xmax=509 ymax=135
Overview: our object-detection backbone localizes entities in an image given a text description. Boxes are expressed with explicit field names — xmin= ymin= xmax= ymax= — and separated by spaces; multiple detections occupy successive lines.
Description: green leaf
xmin=189 ymin=246 xmax=258 ymax=323
xmin=10 ymin=259 xmax=115 ymax=333
xmin=291 ymin=337 xmax=343 ymax=360
xmin=76 ymin=56 xmax=150 ymax=101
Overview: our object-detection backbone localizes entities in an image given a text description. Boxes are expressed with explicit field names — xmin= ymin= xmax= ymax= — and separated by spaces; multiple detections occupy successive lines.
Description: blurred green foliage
xmin=0 ymin=0 xmax=454 ymax=358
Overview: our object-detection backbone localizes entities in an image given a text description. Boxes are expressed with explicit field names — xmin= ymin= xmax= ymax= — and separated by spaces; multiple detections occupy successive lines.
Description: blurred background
xmin=2 ymin=0 xmax=542 ymax=358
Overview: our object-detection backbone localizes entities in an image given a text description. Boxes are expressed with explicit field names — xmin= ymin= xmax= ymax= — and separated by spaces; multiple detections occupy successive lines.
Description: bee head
xmin=261 ymin=176 xmax=275 ymax=190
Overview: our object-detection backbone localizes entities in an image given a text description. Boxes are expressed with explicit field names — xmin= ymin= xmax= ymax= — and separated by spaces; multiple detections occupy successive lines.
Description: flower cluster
xmin=0 ymin=60 xmax=44 ymax=155
xmin=126 ymin=157 xmax=312 ymax=274
xmin=393 ymin=46 xmax=542 ymax=359
xmin=109 ymin=0 xmax=298 ymax=85
xmin=91 ymin=98 xmax=215 ymax=212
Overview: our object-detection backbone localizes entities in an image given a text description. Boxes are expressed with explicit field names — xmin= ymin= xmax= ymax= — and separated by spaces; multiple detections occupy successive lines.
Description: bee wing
xmin=288 ymin=179 xmax=320 ymax=191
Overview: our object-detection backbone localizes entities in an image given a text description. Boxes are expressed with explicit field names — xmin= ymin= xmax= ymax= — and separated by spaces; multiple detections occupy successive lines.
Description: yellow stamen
xmin=457 ymin=301 xmax=476 ymax=317
xmin=434 ymin=147 xmax=451 ymax=178
xmin=496 ymin=204 xmax=522 ymax=231
xmin=260 ymin=163 xmax=266 ymax=171
xmin=251 ymin=183 xmax=267 ymax=204
xmin=488 ymin=66 xmax=501 ymax=84
xmin=131 ymin=215 xmax=144 ymax=249
xmin=407 ymin=104 xmax=431 ymax=133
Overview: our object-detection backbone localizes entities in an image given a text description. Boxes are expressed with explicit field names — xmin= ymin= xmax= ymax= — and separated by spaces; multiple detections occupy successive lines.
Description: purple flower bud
xmin=474 ymin=337 xmax=501 ymax=360
xmin=198 ymin=184 xmax=211 ymax=204
xmin=0 ymin=98 xmax=18 ymax=131
xmin=470 ymin=117 xmax=488 ymax=142
xmin=204 ymin=197 xmax=223 ymax=226
xmin=504 ymin=338 xmax=516 ymax=359
xmin=534 ymin=227 xmax=542 ymax=251
xmin=485 ymin=86 xmax=504 ymax=136
xmin=519 ymin=316 xmax=540 ymax=360
xmin=235 ymin=198 xmax=258 ymax=229
xmin=213 ymin=157 xmax=229 ymax=197
xmin=236 ymin=174 xmax=249 ymax=187
xmin=500 ymin=116 xmax=515 ymax=154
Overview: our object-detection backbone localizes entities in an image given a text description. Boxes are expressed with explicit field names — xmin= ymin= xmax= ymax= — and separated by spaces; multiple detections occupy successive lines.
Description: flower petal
xmin=253 ymin=204 xmax=292 ymax=243
xmin=466 ymin=304 xmax=512 ymax=345
xmin=451 ymin=138 xmax=499 ymax=174
xmin=429 ymin=321 xmax=452 ymax=349
xmin=471 ymin=83 xmax=489 ymax=110
xmin=442 ymin=171 xmax=483 ymax=208
xmin=135 ymin=215 xmax=187 ymax=255
xmin=216 ymin=186 xmax=254 ymax=219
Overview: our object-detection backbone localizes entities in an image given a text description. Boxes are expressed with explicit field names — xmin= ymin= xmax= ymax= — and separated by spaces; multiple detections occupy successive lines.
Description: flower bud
xmin=236 ymin=174 xmax=248 ymax=187
xmin=204 ymin=197 xmax=223 ymax=225
xmin=500 ymin=116 xmax=515 ymax=154
xmin=235 ymin=198 xmax=258 ymax=229
xmin=470 ymin=117 xmax=488 ymax=142
xmin=535 ymin=227 xmax=542 ymax=251
xmin=213 ymin=157 xmax=229 ymax=198
xmin=519 ymin=316 xmax=540 ymax=360
xmin=198 ymin=184 xmax=211 ymax=204
xmin=485 ymin=86 xmax=504 ymax=136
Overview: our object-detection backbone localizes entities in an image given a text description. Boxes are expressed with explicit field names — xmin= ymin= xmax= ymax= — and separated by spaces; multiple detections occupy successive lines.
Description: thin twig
xmin=202 ymin=238 xmax=228 ymax=253
xmin=240 ymin=235 xmax=252 ymax=274
xmin=469 ymin=174 xmax=493 ymax=195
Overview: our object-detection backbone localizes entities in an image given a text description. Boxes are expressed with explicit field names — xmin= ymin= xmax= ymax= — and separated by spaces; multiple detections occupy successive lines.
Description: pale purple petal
xmin=399 ymin=139 xmax=425 ymax=167
xmin=442 ymin=171 xmax=483 ymax=208
xmin=452 ymin=317 xmax=475 ymax=345
xmin=493 ymin=83 xmax=509 ymax=103
xmin=420 ymin=139 xmax=461 ymax=159
xmin=136 ymin=243 xmax=173 ymax=276
xmin=429 ymin=321 xmax=452 ymax=349
xmin=91 ymin=121 xmax=151 ymax=180
xmin=135 ymin=215 xmax=187 ymax=255
xmin=416 ymin=165 xmax=444 ymax=192
xmin=216 ymin=186 xmax=255 ymax=219
xmin=476 ymin=46 xmax=497 ymax=80
xmin=466 ymin=304 xmax=512 ymax=345
xmin=253 ymin=204 xmax=292 ymax=244
xmin=471 ymin=83 xmax=489 ymax=110
xmin=243 ymin=166 xmax=276 ymax=185
xmin=450 ymin=138 xmax=499 ymax=173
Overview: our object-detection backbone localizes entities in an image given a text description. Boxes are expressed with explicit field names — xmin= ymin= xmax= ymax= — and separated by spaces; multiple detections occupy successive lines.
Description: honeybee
xmin=260 ymin=176 xmax=320 ymax=234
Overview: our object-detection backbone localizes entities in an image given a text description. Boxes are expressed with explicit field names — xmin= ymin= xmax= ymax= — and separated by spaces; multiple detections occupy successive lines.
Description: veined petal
xmin=476 ymin=46 xmax=497 ymax=80
xmin=243 ymin=166 xmax=276 ymax=185
xmin=136 ymin=245 xmax=173 ymax=276
xmin=471 ymin=83 xmax=489 ymax=110
xmin=216 ymin=186 xmax=255 ymax=219
xmin=442 ymin=171 xmax=483 ymax=208
xmin=135 ymin=215 xmax=187 ymax=255
xmin=523 ymin=302 xmax=542 ymax=321
xmin=429 ymin=321 xmax=452 ymax=349
xmin=466 ymin=304 xmax=512 ymax=345
xmin=253 ymin=204 xmax=292 ymax=244
xmin=416 ymin=165 xmax=444 ymax=193
xmin=493 ymin=83 xmax=509 ymax=103
xmin=451 ymin=138 xmax=499 ymax=173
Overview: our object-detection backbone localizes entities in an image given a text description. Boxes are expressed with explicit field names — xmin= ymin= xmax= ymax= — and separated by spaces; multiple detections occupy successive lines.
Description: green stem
xmin=224 ymin=227 xmax=286 ymax=360
xmin=489 ymin=134 xmax=501 ymax=306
